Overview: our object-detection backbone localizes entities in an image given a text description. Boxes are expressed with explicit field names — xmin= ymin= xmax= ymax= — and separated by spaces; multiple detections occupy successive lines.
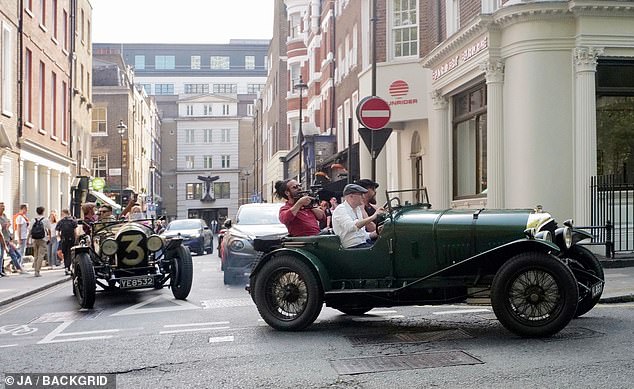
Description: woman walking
xmin=47 ymin=210 xmax=59 ymax=268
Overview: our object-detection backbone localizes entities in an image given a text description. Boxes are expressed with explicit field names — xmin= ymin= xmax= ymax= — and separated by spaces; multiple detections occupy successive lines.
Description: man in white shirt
xmin=332 ymin=184 xmax=384 ymax=249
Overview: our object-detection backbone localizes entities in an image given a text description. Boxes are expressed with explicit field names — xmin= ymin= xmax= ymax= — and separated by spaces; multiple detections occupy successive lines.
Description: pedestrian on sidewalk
xmin=13 ymin=204 xmax=29 ymax=258
xmin=0 ymin=201 xmax=10 ymax=276
xmin=56 ymin=209 xmax=77 ymax=276
xmin=28 ymin=206 xmax=51 ymax=277
xmin=47 ymin=210 xmax=59 ymax=268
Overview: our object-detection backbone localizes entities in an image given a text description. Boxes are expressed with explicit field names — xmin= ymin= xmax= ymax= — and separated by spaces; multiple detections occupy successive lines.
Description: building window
xmin=445 ymin=0 xmax=459 ymax=36
xmin=185 ymin=129 xmax=194 ymax=143
xmin=62 ymin=10 xmax=68 ymax=50
xmin=221 ymin=155 xmax=230 ymax=168
xmin=203 ymin=104 xmax=212 ymax=116
xmin=246 ymin=104 xmax=254 ymax=116
xmin=1 ymin=24 xmax=14 ymax=115
xmin=52 ymin=0 xmax=57 ymax=39
xmin=92 ymin=155 xmax=107 ymax=178
xmin=289 ymin=13 xmax=301 ymax=39
xmin=185 ymin=105 xmax=194 ymax=116
xmin=80 ymin=8 xmax=84 ymax=43
xmin=245 ymin=55 xmax=255 ymax=70
xmin=155 ymin=84 xmax=174 ymax=95
xmin=247 ymin=83 xmax=265 ymax=94
xmin=50 ymin=71 xmax=56 ymax=137
xmin=39 ymin=61 xmax=45 ymax=131
xmin=185 ymin=156 xmax=195 ymax=169
xmin=134 ymin=55 xmax=145 ymax=70
xmin=155 ymin=55 xmax=175 ymax=70
xmin=24 ymin=49 xmax=32 ymax=123
xmin=221 ymin=104 xmax=230 ymax=116
xmin=184 ymin=83 xmax=208 ymax=94
xmin=213 ymin=182 xmax=230 ymax=199
xmin=210 ymin=56 xmax=230 ymax=70
xmin=221 ymin=128 xmax=230 ymax=142
xmin=191 ymin=55 xmax=201 ymax=70
xmin=213 ymin=83 xmax=237 ymax=94
xmin=40 ymin=0 xmax=46 ymax=26
xmin=61 ymin=80 xmax=67 ymax=141
xmin=452 ymin=84 xmax=487 ymax=199
xmin=204 ymin=155 xmax=213 ymax=169
xmin=391 ymin=0 xmax=418 ymax=58
xmin=186 ymin=183 xmax=202 ymax=200
xmin=203 ymin=129 xmax=212 ymax=143
xmin=91 ymin=107 xmax=107 ymax=133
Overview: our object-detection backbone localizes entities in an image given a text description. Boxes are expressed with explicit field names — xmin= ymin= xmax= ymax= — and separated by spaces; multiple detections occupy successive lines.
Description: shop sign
xmin=388 ymin=80 xmax=418 ymax=106
xmin=432 ymin=36 xmax=488 ymax=81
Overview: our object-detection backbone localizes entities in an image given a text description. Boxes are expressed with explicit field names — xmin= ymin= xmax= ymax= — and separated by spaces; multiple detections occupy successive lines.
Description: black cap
xmin=355 ymin=179 xmax=379 ymax=189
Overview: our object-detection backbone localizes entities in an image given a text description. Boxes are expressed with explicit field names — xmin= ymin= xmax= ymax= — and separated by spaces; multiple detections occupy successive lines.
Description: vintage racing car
xmin=71 ymin=218 xmax=193 ymax=309
xmin=247 ymin=188 xmax=604 ymax=338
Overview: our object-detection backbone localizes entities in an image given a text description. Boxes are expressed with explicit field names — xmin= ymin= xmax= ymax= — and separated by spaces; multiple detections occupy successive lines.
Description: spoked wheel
xmin=565 ymin=245 xmax=604 ymax=317
xmin=491 ymin=252 xmax=578 ymax=338
xmin=253 ymin=256 xmax=322 ymax=331
xmin=170 ymin=245 xmax=193 ymax=300
xmin=73 ymin=253 xmax=96 ymax=309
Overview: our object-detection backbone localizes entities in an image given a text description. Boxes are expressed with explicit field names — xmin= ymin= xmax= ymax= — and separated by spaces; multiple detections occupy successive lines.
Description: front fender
xmin=250 ymin=247 xmax=332 ymax=292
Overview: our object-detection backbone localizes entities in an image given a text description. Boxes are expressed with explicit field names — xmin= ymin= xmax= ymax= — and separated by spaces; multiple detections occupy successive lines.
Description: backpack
xmin=57 ymin=217 xmax=77 ymax=240
xmin=31 ymin=217 xmax=46 ymax=239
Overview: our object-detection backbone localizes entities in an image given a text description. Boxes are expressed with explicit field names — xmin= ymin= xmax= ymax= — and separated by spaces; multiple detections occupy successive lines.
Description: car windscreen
xmin=237 ymin=206 xmax=282 ymax=225
xmin=167 ymin=220 xmax=201 ymax=230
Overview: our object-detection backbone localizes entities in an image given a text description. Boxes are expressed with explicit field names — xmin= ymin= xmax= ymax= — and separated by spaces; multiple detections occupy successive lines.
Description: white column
xmin=19 ymin=159 xmax=26 ymax=205
xmin=60 ymin=173 xmax=70 ymax=212
xmin=481 ymin=59 xmax=505 ymax=209
xmin=430 ymin=90 xmax=451 ymax=209
xmin=25 ymin=162 xmax=39 ymax=214
xmin=50 ymin=170 xmax=61 ymax=213
xmin=574 ymin=47 xmax=603 ymax=226
xmin=41 ymin=166 xmax=51 ymax=211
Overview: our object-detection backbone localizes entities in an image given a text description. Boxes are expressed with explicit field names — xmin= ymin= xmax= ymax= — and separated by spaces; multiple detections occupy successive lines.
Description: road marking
xmin=111 ymin=295 xmax=201 ymax=316
xmin=200 ymin=298 xmax=253 ymax=309
xmin=209 ymin=336 xmax=234 ymax=343
xmin=0 ymin=284 xmax=67 ymax=316
xmin=0 ymin=344 xmax=18 ymax=348
xmin=369 ymin=310 xmax=397 ymax=314
xmin=164 ymin=321 xmax=229 ymax=328
xmin=38 ymin=321 xmax=119 ymax=344
xmin=159 ymin=327 xmax=230 ymax=335
xmin=433 ymin=308 xmax=491 ymax=315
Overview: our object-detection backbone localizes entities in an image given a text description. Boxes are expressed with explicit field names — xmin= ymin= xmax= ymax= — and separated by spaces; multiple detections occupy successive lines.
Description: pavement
xmin=1 ymin=254 xmax=634 ymax=308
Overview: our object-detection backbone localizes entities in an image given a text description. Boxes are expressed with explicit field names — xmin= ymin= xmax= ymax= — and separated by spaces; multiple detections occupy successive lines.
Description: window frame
xmin=390 ymin=0 xmax=419 ymax=59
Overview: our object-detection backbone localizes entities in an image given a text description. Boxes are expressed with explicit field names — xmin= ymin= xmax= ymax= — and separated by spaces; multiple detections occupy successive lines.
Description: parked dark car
xmin=71 ymin=218 xmax=193 ymax=309
xmin=221 ymin=203 xmax=287 ymax=285
xmin=161 ymin=218 xmax=213 ymax=255
xmin=248 ymin=187 xmax=604 ymax=338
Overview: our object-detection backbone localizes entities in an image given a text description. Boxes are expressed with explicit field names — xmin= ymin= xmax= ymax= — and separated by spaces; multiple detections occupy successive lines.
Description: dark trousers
xmin=60 ymin=239 xmax=74 ymax=270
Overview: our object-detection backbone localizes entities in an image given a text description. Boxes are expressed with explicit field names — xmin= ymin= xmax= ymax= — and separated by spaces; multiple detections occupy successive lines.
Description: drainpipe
xmin=17 ymin=0 xmax=23 ymax=138
xmin=69 ymin=0 xmax=76 ymax=170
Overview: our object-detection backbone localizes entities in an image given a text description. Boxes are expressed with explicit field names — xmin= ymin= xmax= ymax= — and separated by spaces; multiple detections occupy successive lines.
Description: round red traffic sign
xmin=356 ymin=96 xmax=391 ymax=130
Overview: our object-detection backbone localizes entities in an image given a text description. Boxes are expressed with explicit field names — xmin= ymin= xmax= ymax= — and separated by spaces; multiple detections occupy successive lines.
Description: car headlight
xmin=147 ymin=235 xmax=164 ymax=252
xmin=563 ymin=226 xmax=572 ymax=249
xmin=535 ymin=230 xmax=553 ymax=242
xmin=101 ymin=238 xmax=118 ymax=256
xmin=229 ymin=239 xmax=246 ymax=251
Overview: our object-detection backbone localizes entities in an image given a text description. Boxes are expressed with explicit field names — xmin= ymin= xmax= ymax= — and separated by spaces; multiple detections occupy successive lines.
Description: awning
xmin=88 ymin=190 xmax=122 ymax=211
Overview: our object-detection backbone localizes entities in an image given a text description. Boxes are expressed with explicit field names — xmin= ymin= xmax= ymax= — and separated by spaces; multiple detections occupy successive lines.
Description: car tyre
xmin=491 ymin=252 xmax=578 ymax=338
xmin=252 ymin=255 xmax=323 ymax=331
xmin=566 ymin=245 xmax=604 ymax=317
xmin=171 ymin=245 xmax=193 ymax=300
xmin=72 ymin=253 xmax=96 ymax=309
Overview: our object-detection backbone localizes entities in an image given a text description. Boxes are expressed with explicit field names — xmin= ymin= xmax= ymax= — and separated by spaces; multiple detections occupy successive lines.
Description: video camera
xmin=294 ymin=184 xmax=323 ymax=208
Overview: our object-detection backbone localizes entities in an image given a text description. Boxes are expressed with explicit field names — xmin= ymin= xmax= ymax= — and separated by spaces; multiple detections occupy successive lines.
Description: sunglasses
xmin=289 ymin=184 xmax=300 ymax=189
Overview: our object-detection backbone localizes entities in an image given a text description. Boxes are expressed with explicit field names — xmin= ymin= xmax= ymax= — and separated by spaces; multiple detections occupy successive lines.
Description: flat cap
xmin=343 ymin=184 xmax=368 ymax=196
xmin=355 ymin=178 xmax=379 ymax=189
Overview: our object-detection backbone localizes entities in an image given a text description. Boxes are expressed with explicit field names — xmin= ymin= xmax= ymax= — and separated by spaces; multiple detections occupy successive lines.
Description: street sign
xmin=359 ymin=128 xmax=393 ymax=156
xmin=356 ymin=96 xmax=391 ymax=130
xmin=91 ymin=177 xmax=105 ymax=191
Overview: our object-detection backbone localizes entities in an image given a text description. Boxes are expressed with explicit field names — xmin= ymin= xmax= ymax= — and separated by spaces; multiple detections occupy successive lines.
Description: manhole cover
xmin=200 ymin=298 xmax=253 ymax=309
xmin=30 ymin=309 xmax=104 ymax=323
xmin=331 ymin=350 xmax=483 ymax=375
xmin=542 ymin=327 xmax=603 ymax=342
xmin=347 ymin=329 xmax=472 ymax=346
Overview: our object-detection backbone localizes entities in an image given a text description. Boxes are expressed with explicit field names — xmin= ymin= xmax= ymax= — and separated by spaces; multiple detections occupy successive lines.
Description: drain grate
xmin=347 ymin=329 xmax=472 ymax=346
xmin=331 ymin=350 xmax=483 ymax=375
xmin=30 ymin=309 xmax=104 ymax=323
xmin=542 ymin=327 xmax=604 ymax=342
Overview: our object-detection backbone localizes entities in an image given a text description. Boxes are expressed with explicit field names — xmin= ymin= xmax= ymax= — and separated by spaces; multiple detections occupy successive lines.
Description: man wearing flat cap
xmin=332 ymin=184 xmax=385 ymax=249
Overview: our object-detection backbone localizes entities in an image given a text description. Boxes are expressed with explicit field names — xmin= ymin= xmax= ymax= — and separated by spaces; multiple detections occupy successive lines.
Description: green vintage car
xmin=248 ymin=188 xmax=604 ymax=338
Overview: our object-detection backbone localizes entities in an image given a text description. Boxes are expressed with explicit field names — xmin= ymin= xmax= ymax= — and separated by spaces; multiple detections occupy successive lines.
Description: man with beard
xmin=275 ymin=179 xmax=325 ymax=237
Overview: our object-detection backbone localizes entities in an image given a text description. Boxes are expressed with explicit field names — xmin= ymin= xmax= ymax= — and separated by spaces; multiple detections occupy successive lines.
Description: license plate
xmin=591 ymin=282 xmax=603 ymax=298
xmin=120 ymin=276 xmax=154 ymax=289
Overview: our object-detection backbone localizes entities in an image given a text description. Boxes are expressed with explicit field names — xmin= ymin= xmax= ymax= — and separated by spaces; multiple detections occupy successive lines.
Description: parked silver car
xmin=221 ymin=203 xmax=287 ymax=285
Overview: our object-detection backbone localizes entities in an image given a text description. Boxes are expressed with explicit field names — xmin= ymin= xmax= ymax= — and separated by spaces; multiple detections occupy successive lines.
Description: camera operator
xmin=275 ymin=179 xmax=325 ymax=237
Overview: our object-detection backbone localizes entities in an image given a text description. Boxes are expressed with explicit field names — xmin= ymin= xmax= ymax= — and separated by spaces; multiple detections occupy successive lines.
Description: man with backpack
xmin=28 ymin=206 xmax=51 ymax=277
xmin=56 ymin=209 xmax=77 ymax=276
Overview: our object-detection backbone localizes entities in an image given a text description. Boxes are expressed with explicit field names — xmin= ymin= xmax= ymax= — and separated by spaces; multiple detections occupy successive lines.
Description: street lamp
xmin=294 ymin=75 xmax=308 ymax=188
xmin=149 ymin=165 xmax=156 ymax=217
xmin=117 ymin=120 xmax=127 ymax=205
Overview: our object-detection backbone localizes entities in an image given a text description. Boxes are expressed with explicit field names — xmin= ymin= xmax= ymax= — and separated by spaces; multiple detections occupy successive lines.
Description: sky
xmin=91 ymin=0 xmax=274 ymax=44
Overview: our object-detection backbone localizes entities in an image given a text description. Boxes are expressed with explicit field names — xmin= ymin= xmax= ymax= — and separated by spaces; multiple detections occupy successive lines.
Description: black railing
xmin=575 ymin=221 xmax=614 ymax=258
xmin=589 ymin=174 xmax=634 ymax=255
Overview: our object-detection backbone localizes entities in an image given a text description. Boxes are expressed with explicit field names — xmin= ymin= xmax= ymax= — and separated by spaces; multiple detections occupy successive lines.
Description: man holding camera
xmin=275 ymin=179 xmax=325 ymax=237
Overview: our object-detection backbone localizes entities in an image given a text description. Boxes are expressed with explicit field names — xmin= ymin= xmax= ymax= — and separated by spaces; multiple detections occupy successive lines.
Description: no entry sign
xmin=356 ymin=96 xmax=391 ymax=130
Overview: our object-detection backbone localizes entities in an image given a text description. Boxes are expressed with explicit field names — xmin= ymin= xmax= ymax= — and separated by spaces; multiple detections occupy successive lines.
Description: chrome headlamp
xmin=101 ymin=238 xmax=119 ymax=256
xmin=535 ymin=230 xmax=553 ymax=242
xmin=147 ymin=235 xmax=164 ymax=252
xmin=563 ymin=226 xmax=573 ymax=249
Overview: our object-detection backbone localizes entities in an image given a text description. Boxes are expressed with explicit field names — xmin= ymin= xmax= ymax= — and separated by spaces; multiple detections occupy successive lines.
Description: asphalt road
xmin=1 ymin=250 xmax=634 ymax=389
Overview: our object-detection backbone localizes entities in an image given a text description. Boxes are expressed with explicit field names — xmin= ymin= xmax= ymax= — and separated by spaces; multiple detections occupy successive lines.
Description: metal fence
xmin=587 ymin=174 xmax=634 ymax=256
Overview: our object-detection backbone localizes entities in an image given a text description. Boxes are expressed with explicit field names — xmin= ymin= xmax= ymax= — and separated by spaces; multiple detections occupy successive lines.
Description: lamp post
xmin=149 ymin=165 xmax=156 ymax=217
xmin=294 ymin=75 xmax=308 ymax=188
xmin=117 ymin=120 xmax=127 ymax=205
xmin=244 ymin=170 xmax=251 ymax=203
